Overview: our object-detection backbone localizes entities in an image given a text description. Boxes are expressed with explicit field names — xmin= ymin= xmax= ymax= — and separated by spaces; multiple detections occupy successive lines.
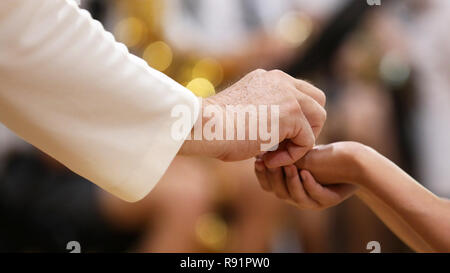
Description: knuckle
xmin=298 ymin=80 xmax=327 ymax=106
xmin=288 ymin=102 xmax=302 ymax=116
xmin=252 ymin=68 xmax=267 ymax=76
xmin=322 ymin=108 xmax=327 ymax=124
xmin=316 ymin=107 xmax=327 ymax=125
xmin=317 ymin=90 xmax=327 ymax=106
xmin=309 ymin=105 xmax=327 ymax=128
xmin=305 ymin=133 xmax=315 ymax=149
xmin=268 ymin=69 xmax=287 ymax=78
xmin=281 ymin=104 xmax=301 ymax=127
xmin=246 ymin=69 xmax=267 ymax=82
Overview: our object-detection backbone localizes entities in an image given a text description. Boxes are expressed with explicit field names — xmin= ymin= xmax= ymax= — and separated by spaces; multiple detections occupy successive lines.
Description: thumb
xmin=263 ymin=109 xmax=315 ymax=168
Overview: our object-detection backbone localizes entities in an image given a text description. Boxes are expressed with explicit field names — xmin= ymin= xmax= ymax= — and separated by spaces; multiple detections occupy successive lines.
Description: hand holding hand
xmin=255 ymin=142 xmax=368 ymax=209
xmin=180 ymin=69 xmax=326 ymax=168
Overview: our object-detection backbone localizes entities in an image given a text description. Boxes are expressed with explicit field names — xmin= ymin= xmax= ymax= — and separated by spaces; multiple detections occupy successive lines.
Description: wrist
xmin=341 ymin=142 xmax=376 ymax=186
xmin=178 ymin=96 xmax=226 ymax=158
xmin=178 ymin=97 xmax=204 ymax=156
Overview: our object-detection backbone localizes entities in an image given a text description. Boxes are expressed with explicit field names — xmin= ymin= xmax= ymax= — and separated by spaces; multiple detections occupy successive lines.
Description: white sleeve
xmin=0 ymin=0 xmax=199 ymax=202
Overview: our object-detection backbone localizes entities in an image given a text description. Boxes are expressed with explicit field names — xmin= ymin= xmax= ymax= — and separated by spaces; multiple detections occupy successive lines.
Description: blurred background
xmin=1 ymin=0 xmax=450 ymax=252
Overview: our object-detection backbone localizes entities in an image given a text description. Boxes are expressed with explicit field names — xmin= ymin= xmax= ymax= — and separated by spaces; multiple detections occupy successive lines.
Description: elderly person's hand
xmin=180 ymin=69 xmax=326 ymax=168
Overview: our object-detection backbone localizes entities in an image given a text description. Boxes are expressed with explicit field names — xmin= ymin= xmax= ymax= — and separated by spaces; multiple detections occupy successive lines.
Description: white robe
xmin=0 ymin=0 xmax=199 ymax=202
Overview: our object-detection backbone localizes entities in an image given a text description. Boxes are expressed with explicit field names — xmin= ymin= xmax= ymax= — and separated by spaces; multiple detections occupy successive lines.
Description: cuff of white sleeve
xmin=115 ymin=88 xmax=200 ymax=202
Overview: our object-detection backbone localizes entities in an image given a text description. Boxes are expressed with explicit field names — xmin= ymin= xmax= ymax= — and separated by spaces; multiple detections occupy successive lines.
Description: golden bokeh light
xmin=195 ymin=213 xmax=228 ymax=251
xmin=192 ymin=58 xmax=224 ymax=87
xmin=178 ymin=65 xmax=195 ymax=86
xmin=186 ymin=78 xmax=216 ymax=98
xmin=276 ymin=12 xmax=313 ymax=48
xmin=143 ymin=41 xmax=173 ymax=72
xmin=114 ymin=17 xmax=146 ymax=48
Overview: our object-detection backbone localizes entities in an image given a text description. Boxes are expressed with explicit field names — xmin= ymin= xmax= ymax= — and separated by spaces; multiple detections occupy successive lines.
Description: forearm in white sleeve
xmin=0 ymin=0 xmax=200 ymax=202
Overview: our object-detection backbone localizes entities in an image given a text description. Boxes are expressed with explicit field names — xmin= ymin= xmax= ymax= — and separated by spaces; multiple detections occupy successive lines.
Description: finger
xmin=263 ymin=140 xmax=290 ymax=168
xmin=301 ymin=170 xmax=335 ymax=206
xmin=255 ymin=160 xmax=271 ymax=191
xmin=284 ymin=165 xmax=319 ymax=208
xmin=294 ymin=91 xmax=327 ymax=138
xmin=294 ymin=79 xmax=326 ymax=107
xmin=267 ymin=166 xmax=289 ymax=199
xmin=301 ymin=170 xmax=355 ymax=207
xmin=289 ymin=107 xmax=315 ymax=156
xmin=263 ymin=110 xmax=315 ymax=168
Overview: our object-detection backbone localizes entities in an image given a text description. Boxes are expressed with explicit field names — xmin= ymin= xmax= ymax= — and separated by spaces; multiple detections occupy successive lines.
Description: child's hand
xmin=255 ymin=142 xmax=368 ymax=210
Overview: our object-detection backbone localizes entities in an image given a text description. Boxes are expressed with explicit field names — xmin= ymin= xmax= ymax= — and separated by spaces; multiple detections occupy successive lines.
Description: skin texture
xmin=179 ymin=69 xmax=326 ymax=168
xmin=255 ymin=141 xmax=450 ymax=252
